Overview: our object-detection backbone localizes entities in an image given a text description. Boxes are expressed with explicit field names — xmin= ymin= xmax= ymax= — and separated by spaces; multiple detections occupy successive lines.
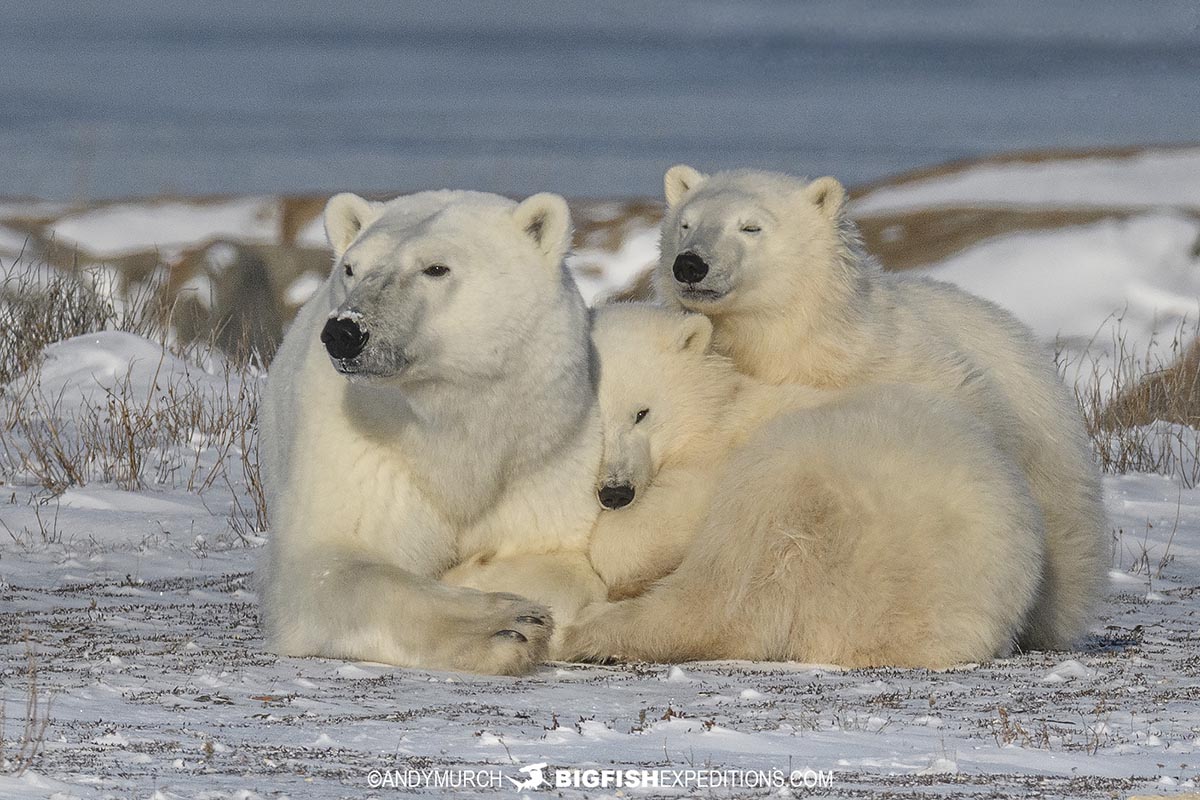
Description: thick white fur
xmin=563 ymin=305 xmax=1044 ymax=668
xmin=655 ymin=167 xmax=1108 ymax=650
xmin=260 ymin=190 xmax=604 ymax=675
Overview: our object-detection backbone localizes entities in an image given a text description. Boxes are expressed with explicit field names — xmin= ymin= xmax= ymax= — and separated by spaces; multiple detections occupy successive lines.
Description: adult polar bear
xmin=656 ymin=166 xmax=1107 ymax=650
xmin=259 ymin=189 xmax=604 ymax=675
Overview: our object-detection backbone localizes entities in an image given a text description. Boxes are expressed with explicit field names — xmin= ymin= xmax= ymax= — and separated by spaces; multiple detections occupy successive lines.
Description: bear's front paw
xmin=452 ymin=593 xmax=553 ymax=676
xmin=553 ymin=602 xmax=629 ymax=664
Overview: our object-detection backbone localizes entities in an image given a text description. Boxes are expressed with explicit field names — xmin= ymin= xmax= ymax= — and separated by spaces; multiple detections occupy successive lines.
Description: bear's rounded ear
xmin=804 ymin=176 xmax=847 ymax=219
xmin=673 ymin=313 xmax=713 ymax=355
xmin=513 ymin=193 xmax=572 ymax=265
xmin=664 ymin=164 xmax=708 ymax=208
xmin=324 ymin=193 xmax=377 ymax=255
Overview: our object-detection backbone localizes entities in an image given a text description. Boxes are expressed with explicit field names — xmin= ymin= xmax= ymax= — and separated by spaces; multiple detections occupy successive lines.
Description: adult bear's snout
xmin=598 ymin=483 xmax=636 ymax=510
xmin=321 ymin=317 xmax=370 ymax=360
xmin=672 ymin=251 xmax=709 ymax=284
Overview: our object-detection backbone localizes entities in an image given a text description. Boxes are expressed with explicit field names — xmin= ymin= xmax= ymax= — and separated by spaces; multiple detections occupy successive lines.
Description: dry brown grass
xmin=1067 ymin=319 xmax=1200 ymax=488
xmin=854 ymin=207 xmax=1159 ymax=272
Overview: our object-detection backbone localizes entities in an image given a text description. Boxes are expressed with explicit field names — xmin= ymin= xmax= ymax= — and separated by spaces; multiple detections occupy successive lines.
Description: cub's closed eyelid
xmin=740 ymin=223 xmax=762 ymax=233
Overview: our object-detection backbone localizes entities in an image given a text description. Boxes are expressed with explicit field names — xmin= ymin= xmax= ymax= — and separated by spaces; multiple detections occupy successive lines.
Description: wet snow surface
xmin=0 ymin=472 xmax=1198 ymax=798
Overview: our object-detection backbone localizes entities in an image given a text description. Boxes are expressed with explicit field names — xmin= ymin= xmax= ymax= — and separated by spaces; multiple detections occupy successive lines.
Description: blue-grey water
xmin=1 ymin=1 xmax=1197 ymax=201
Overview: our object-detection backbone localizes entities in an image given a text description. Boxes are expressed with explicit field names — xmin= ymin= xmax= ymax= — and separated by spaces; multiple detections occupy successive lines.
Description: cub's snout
xmin=672 ymin=251 xmax=709 ymax=284
xmin=322 ymin=316 xmax=369 ymax=361
xmin=598 ymin=482 xmax=636 ymax=510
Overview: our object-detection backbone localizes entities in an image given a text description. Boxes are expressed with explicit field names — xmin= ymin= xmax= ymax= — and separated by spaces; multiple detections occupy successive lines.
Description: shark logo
xmin=507 ymin=762 xmax=548 ymax=791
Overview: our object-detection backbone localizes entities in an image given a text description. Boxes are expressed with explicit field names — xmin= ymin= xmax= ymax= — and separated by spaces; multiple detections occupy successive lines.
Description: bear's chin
xmin=676 ymin=286 xmax=732 ymax=307
xmin=329 ymin=357 xmax=410 ymax=384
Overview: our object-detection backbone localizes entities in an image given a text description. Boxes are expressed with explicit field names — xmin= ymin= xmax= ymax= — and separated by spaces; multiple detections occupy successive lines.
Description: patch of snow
xmin=285 ymin=272 xmax=324 ymax=307
xmin=666 ymin=665 xmax=690 ymax=682
xmin=854 ymin=148 xmax=1200 ymax=215
xmin=1041 ymin=659 xmax=1095 ymax=683
xmin=296 ymin=215 xmax=329 ymax=248
xmin=568 ymin=225 xmax=659 ymax=305
xmin=917 ymin=756 xmax=958 ymax=775
xmin=915 ymin=212 xmax=1200 ymax=391
xmin=203 ymin=241 xmax=240 ymax=274
xmin=24 ymin=331 xmax=229 ymax=410
xmin=177 ymin=273 xmax=215 ymax=309
xmin=58 ymin=487 xmax=202 ymax=515
xmin=47 ymin=198 xmax=280 ymax=259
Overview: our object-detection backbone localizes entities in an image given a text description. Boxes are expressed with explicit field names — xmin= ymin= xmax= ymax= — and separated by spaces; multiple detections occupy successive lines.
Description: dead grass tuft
xmin=0 ymin=645 xmax=54 ymax=777
xmin=1065 ymin=317 xmax=1200 ymax=488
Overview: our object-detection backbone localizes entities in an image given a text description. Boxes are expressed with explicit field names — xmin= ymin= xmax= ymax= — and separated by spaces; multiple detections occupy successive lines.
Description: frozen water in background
xmin=0 ymin=0 xmax=1197 ymax=200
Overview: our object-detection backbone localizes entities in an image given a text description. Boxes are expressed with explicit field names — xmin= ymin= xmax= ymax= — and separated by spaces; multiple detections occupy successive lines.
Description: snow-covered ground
xmin=2 ymin=463 xmax=1199 ymax=798
xmin=3 ymin=148 xmax=1200 ymax=797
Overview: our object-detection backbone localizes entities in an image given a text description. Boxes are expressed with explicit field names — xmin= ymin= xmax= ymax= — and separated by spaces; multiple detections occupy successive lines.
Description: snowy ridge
xmin=852 ymin=148 xmax=1200 ymax=215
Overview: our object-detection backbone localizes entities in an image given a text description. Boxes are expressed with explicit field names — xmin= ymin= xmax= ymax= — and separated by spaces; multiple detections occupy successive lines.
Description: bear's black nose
xmin=672 ymin=251 xmax=709 ymax=284
xmin=598 ymin=483 xmax=636 ymax=510
xmin=321 ymin=317 xmax=370 ymax=360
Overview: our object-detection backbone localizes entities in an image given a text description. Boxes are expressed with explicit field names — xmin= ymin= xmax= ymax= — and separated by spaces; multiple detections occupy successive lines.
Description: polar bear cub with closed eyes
xmin=654 ymin=165 xmax=1108 ymax=651
xmin=259 ymin=189 xmax=605 ymax=675
xmin=566 ymin=304 xmax=1044 ymax=668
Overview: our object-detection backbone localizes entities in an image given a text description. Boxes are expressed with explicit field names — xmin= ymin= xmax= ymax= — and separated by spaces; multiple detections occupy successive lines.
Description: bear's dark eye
xmin=423 ymin=264 xmax=450 ymax=277
xmin=343 ymin=263 xmax=354 ymax=276
xmin=740 ymin=224 xmax=762 ymax=233
xmin=634 ymin=408 xmax=650 ymax=424
xmin=680 ymin=221 xmax=690 ymax=230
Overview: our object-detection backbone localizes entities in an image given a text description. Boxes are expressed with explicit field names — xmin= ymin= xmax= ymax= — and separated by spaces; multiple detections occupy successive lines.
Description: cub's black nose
xmin=598 ymin=483 xmax=636 ymax=510
xmin=321 ymin=317 xmax=369 ymax=360
xmin=672 ymin=251 xmax=709 ymax=284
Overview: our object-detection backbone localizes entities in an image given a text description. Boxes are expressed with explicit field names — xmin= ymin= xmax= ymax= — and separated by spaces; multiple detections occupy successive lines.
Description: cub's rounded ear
xmin=664 ymin=164 xmax=708 ymax=207
xmin=673 ymin=313 xmax=713 ymax=355
xmin=804 ymin=176 xmax=847 ymax=219
xmin=324 ymin=193 xmax=378 ymax=255
xmin=514 ymin=193 xmax=572 ymax=265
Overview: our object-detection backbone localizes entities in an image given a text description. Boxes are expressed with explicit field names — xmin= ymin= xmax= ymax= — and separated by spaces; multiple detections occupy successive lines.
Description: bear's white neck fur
xmin=324 ymin=279 xmax=595 ymax=526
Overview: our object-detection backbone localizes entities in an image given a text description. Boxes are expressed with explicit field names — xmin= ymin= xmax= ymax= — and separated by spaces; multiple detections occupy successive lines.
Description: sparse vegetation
xmin=1064 ymin=316 xmax=1200 ymax=488
xmin=0 ymin=256 xmax=267 ymax=541
xmin=0 ymin=645 xmax=54 ymax=778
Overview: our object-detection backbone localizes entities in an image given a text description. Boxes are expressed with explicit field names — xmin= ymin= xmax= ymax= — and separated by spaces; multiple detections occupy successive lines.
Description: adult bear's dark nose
xmin=598 ymin=483 xmax=636 ymax=510
xmin=321 ymin=317 xmax=369 ymax=360
xmin=672 ymin=251 xmax=709 ymax=284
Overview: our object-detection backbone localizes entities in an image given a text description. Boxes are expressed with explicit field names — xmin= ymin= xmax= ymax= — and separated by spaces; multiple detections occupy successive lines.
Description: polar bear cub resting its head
xmin=566 ymin=304 xmax=1046 ymax=668
xmin=587 ymin=305 xmax=745 ymax=600
xmin=259 ymin=189 xmax=604 ymax=675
